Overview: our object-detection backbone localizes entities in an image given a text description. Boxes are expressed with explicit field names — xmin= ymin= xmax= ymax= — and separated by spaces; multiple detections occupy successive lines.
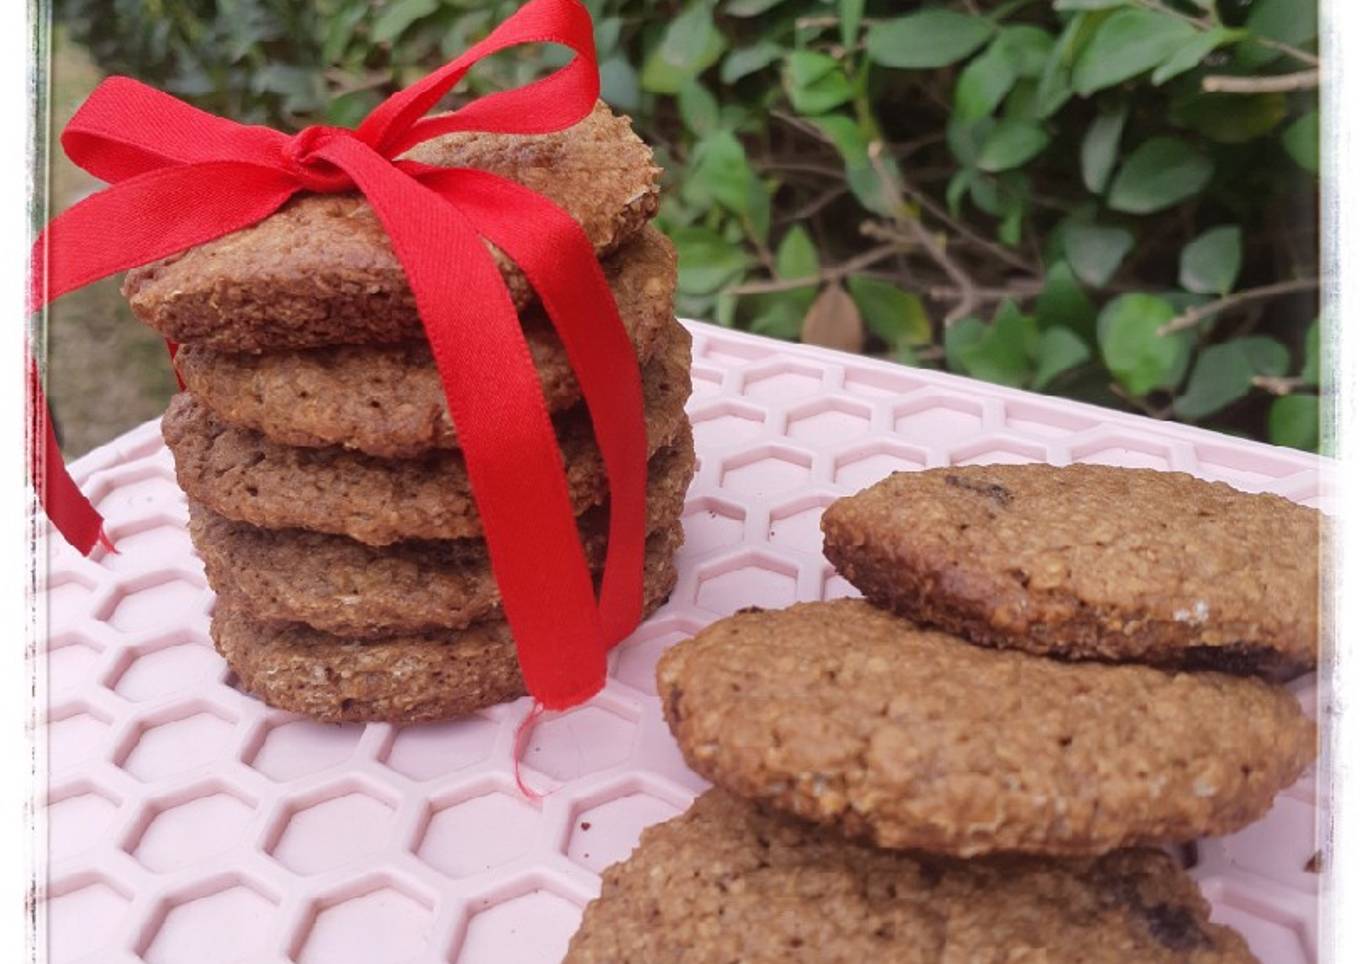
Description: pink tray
xmin=39 ymin=321 xmax=1326 ymax=964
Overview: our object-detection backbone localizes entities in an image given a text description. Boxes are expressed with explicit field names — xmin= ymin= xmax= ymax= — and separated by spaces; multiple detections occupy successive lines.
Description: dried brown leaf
xmin=801 ymin=283 xmax=865 ymax=353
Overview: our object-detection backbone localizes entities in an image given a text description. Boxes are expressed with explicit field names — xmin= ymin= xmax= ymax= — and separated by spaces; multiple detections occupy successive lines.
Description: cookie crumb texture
xmin=657 ymin=601 xmax=1315 ymax=857
xmin=564 ymin=789 xmax=1258 ymax=963
xmin=190 ymin=428 xmax=694 ymax=637
xmin=175 ymin=228 xmax=677 ymax=458
xmin=163 ymin=324 xmax=692 ymax=545
xmin=123 ymin=102 xmax=662 ymax=352
xmin=213 ymin=525 xmax=682 ymax=724
xmin=822 ymin=464 xmax=1320 ymax=679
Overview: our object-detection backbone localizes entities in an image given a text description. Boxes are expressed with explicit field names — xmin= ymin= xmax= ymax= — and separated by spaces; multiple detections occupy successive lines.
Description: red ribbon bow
xmin=29 ymin=0 xmax=649 ymax=710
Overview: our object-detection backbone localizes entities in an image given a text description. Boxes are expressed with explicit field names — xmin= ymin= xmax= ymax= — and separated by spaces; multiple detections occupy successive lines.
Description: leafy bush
xmin=55 ymin=0 xmax=1321 ymax=449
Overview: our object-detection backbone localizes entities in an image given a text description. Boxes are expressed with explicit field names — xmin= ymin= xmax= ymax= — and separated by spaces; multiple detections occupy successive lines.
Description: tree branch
xmin=1203 ymin=69 xmax=1319 ymax=94
xmin=1110 ymin=382 xmax=1173 ymax=420
xmin=1134 ymin=0 xmax=1318 ymax=67
xmin=1255 ymin=37 xmax=1321 ymax=68
xmin=895 ymin=174 xmax=1038 ymax=275
xmin=865 ymin=142 xmax=979 ymax=325
xmin=776 ymin=184 xmax=848 ymax=225
xmin=927 ymin=280 xmax=1044 ymax=304
xmin=1252 ymin=374 xmax=1308 ymax=396
xmin=1157 ymin=278 xmax=1320 ymax=336
xmin=722 ymin=243 xmax=905 ymax=296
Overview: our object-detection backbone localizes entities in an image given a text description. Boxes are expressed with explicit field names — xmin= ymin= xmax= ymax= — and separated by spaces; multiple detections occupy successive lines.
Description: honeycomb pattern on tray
xmin=39 ymin=322 xmax=1328 ymax=964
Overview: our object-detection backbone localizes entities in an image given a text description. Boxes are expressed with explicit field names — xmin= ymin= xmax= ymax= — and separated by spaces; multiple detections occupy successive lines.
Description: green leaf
xmin=995 ymin=26 xmax=1055 ymax=79
xmin=1283 ymin=110 xmax=1320 ymax=175
xmin=687 ymin=131 xmax=760 ymax=217
xmin=441 ymin=9 xmax=493 ymax=59
xmin=1054 ymin=0 xmax=1128 ymax=9
xmin=1097 ymin=294 xmax=1189 ymax=396
xmin=866 ymin=10 xmax=995 ymax=70
xmin=599 ymin=55 xmax=641 ymax=112
xmin=1081 ymin=103 xmax=1128 ymax=194
xmin=371 ymin=0 xmax=438 ymax=45
xmin=947 ymin=169 xmax=973 ymax=217
xmin=784 ymin=51 xmax=853 ymax=115
xmin=1269 ymin=395 xmax=1320 ymax=451
xmin=1241 ymin=0 xmax=1318 ymax=67
xmin=847 ymin=276 xmax=931 ymax=347
xmin=1064 ymin=224 xmax=1134 ymax=287
xmin=323 ymin=2 xmax=369 ymax=63
xmin=641 ymin=4 xmax=726 ymax=93
xmin=947 ymin=116 xmax=994 ymax=167
xmin=977 ymin=119 xmax=1050 ymax=172
xmin=776 ymin=225 xmax=820 ymax=281
xmin=773 ymin=226 xmax=819 ymax=312
xmin=1301 ymin=318 xmax=1321 ymax=386
xmin=955 ymin=301 xmax=1039 ymax=387
xmin=810 ymin=114 xmax=902 ymax=217
xmin=945 ymin=316 xmax=987 ymax=372
xmin=748 ymin=294 xmax=806 ymax=339
xmin=1173 ymin=336 xmax=1289 ymax=419
xmin=678 ymin=80 xmax=720 ymax=135
xmin=1152 ymin=27 xmax=1245 ymax=85
xmin=1180 ymin=226 xmax=1243 ymax=296
xmin=251 ymin=66 xmax=322 ymax=114
xmin=1107 ymin=137 xmax=1212 ymax=214
xmin=324 ymin=89 xmax=381 ymax=128
xmin=1035 ymin=261 xmax=1097 ymax=339
xmin=1072 ymin=9 xmax=1196 ymax=95
xmin=1034 ymin=13 xmax=1088 ymax=119
xmin=1241 ymin=336 xmax=1291 ymax=378
xmin=1172 ymin=92 xmax=1288 ymax=144
xmin=715 ymin=291 xmax=738 ymax=328
xmin=954 ymin=42 xmax=1019 ymax=122
xmin=1034 ymin=327 xmax=1092 ymax=389
xmin=724 ymin=0 xmax=786 ymax=15
xmin=595 ymin=16 xmax=624 ymax=56
xmin=1003 ymin=79 xmax=1041 ymax=121
xmin=840 ymin=0 xmax=866 ymax=48
xmin=721 ymin=41 xmax=784 ymax=84
xmin=673 ymin=227 xmax=750 ymax=296
xmin=969 ymin=173 xmax=1002 ymax=216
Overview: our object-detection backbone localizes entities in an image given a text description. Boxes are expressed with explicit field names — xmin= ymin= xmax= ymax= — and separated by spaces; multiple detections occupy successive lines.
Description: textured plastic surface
xmin=40 ymin=321 xmax=1326 ymax=964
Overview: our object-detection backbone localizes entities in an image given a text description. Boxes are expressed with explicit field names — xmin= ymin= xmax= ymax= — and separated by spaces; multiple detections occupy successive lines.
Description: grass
xmin=42 ymin=29 xmax=177 ymax=458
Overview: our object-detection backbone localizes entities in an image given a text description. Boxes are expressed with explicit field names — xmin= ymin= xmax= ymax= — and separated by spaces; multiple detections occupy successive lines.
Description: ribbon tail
xmin=28 ymin=357 xmax=105 ymax=555
xmin=324 ymin=138 xmax=608 ymax=710
xmin=28 ymin=162 xmax=298 ymax=555
xmin=433 ymin=169 xmax=650 ymax=647
xmin=30 ymin=162 xmax=298 ymax=310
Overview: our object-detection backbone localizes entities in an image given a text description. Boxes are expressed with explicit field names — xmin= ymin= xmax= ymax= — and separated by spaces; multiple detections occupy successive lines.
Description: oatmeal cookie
xmin=821 ymin=464 xmax=1319 ymax=679
xmin=565 ymin=789 xmax=1257 ymax=963
xmin=175 ymin=231 xmax=677 ymax=458
xmin=657 ymin=600 xmax=1315 ymax=857
xmin=124 ymin=102 xmax=662 ymax=351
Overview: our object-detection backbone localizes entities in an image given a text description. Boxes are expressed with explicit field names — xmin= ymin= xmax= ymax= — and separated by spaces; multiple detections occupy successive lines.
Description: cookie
xmin=657 ymin=600 xmax=1315 ymax=857
xmin=565 ymin=789 xmax=1257 ymax=963
xmin=190 ymin=425 xmax=694 ymax=637
xmin=163 ymin=324 xmax=692 ymax=546
xmin=123 ymin=102 xmax=662 ymax=352
xmin=175 ymin=230 xmax=677 ymax=458
xmin=213 ymin=524 xmax=682 ymax=723
xmin=821 ymin=464 xmax=1320 ymax=679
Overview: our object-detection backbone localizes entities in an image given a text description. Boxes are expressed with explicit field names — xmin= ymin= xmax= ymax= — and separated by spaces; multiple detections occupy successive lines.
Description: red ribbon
xmin=28 ymin=0 xmax=649 ymax=710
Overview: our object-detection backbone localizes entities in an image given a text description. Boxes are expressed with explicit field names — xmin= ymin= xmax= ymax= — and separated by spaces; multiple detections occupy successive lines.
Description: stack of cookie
xmin=125 ymin=103 xmax=695 ymax=723
xmin=568 ymin=464 xmax=1319 ymax=962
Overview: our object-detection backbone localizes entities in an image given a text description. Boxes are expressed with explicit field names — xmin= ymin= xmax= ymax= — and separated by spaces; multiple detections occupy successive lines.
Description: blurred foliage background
xmin=46 ymin=0 xmax=1320 ymax=452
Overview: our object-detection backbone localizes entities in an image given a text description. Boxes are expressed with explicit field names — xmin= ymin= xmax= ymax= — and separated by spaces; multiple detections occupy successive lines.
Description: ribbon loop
xmin=30 ymin=0 xmax=648 ymax=714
